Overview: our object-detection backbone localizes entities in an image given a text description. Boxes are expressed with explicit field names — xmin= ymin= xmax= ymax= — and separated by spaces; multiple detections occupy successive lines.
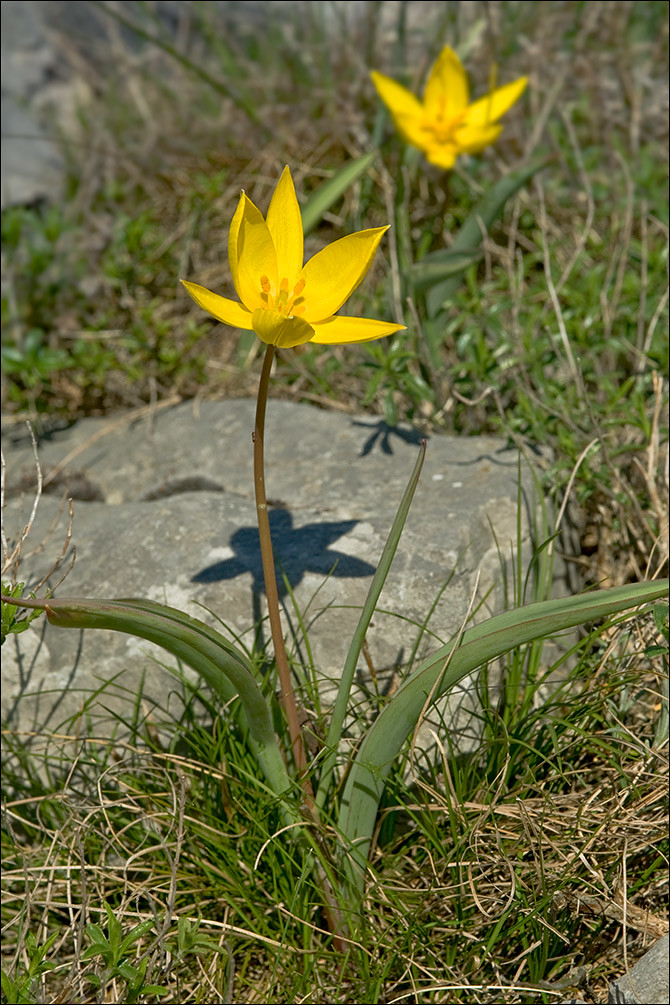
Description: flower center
xmin=259 ymin=275 xmax=307 ymax=317
xmin=422 ymin=100 xmax=467 ymax=144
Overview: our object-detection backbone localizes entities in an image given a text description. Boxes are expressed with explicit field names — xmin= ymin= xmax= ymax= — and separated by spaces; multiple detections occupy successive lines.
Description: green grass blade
xmin=300 ymin=152 xmax=377 ymax=236
xmin=91 ymin=1 xmax=264 ymax=129
xmin=408 ymin=249 xmax=482 ymax=291
xmin=314 ymin=440 xmax=426 ymax=811
xmin=337 ymin=578 xmax=669 ymax=897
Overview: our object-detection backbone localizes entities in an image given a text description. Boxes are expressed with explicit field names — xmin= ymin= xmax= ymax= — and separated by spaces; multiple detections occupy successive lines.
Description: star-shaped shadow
xmin=352 ymin=418 xmax=427 ymax=456
xmin=192 ymin=508 xmax=375 ymax=596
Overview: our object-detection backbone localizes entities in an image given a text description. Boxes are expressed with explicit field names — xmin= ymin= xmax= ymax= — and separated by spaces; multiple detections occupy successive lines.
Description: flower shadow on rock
xmin=352 ymin=419 xmax=427 ymax=457
xmin=192 ymin=509 xmax=375 ymax=596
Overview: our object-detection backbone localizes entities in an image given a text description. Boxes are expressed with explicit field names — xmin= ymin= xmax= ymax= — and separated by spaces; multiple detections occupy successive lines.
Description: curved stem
xmin=253 ymin=346 xmax=313 ymax=805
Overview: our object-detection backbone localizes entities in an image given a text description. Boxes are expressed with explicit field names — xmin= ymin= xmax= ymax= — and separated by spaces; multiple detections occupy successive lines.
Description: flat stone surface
xmin=2 ymin=399 xmax=552 ymax=765
xmin=609 ymin=934 xmax=670 ymax=1004
xmin=1 ymin=0 xmax=66 ymax=207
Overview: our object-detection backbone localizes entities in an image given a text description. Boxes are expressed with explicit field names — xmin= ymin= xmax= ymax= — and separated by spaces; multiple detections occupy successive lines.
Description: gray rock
xmin=0 ymin=0 xmax=157 ymax=207
xmin=1 ymin=0 xmax=66 ymax=207
xmin=2 ymin=399 xmax=556 ymax=767
xmin=609 ymin=935 xmax=670 ymax=1004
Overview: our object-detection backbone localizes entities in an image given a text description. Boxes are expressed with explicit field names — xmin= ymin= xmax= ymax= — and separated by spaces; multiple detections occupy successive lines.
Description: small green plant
xmin=81 ymin=903 xmax=167 ymax=1002
xmin=0 ymin=330 xmax=72 ymax=395
xmin=1 ymin=931 xmax=58 ymax=1005
xmin=1 ymin=585 xmax=45 ymax=646
xmin=170 ymin=916 xmax=225 ymax=961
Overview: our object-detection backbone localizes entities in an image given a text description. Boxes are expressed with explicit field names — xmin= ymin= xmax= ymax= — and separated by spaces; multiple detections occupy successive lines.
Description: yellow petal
xmin=371 ymin=70 xmax=424 ymax=123
xmin=453 ymin=122 xmax=502 ymax=154
xmin=310 ymin=315 xmax=405 ymax=345
xmin=371 ymin=70 xmax=435 ymax=152
xmin=424 ymin=144 xmax=460 ymax=170
xmin=298 ymin=227 xmax=388 ymax=321
xmin=423 ymin=46 xmax=469 ymax=121
xmin=266 ymin=166 xmax=303 ymax=286
xmin=251 ymin=308 xmax=315 ymax=348
xmin=464 ymin=76 xmax=527 ymax=129
xmin=229 ymin=193 xmax=277 ymax=310
xmin=181 ymin=280 xmax=254 ymax=329
xmin=391 ymin=112 xmax=434 ymax=152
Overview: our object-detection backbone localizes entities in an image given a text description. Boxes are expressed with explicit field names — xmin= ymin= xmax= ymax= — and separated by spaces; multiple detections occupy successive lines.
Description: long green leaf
xmin=315 ymin=441 xmax=427 ymax=810
xmin=15 ymin=595 xmax=293 ymax=801
xmin=337 ymin=579 xmax=669 ymax=897
xmin=425 ymin=160 xmax=545 ymax=319
xmin=301 ymin=153 xmax=377 ymax=236
xmin=409 ymin=249 xmax=481 ymax=292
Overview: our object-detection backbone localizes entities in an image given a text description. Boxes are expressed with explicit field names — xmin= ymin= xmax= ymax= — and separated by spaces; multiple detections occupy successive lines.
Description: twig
xmin=1 ymin=425 xmax=42 ymax=578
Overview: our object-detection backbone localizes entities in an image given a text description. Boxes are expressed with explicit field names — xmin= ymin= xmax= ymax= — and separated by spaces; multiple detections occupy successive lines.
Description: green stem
xmin=253 ymin=346 xmax=312 ymax=802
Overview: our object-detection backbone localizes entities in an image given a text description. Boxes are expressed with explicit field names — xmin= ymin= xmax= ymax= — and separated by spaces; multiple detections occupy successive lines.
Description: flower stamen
xmin=258 ymin=276 xmax=307 ymax=318
xmin=259 ymin=274 xmax=273 ymax=307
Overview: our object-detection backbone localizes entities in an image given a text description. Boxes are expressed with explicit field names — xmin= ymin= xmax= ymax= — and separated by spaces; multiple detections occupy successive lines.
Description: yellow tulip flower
xmin=371 ymin=46 xmax=527 ymax=170
xmin=182 ymin=166 xmax=405 ymax=349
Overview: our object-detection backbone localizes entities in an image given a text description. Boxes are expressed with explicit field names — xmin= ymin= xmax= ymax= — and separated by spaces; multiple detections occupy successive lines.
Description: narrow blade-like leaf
xmin=301 ymin=152 xmax=377 ymax=236
xmin=338 ymin=579 xmax=669 ymax=896
xmin=12 ymin=595 xmax=294 ymax=801
xmin=426 ymin=160 xmax=545 ymax=318
xmin=315 ymin=440 xmax=427 ymax=810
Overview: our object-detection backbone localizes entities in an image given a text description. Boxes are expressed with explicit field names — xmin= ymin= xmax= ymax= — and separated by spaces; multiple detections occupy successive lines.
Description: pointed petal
xmin=181 ymin=280 xmax=254 ymax=329
xmin=266 ymin=166 xmax=303 ymax=286
xmin=252 ymin=308 xmax=315 ymax=348
xmin=310 ymin=315 xmax=405 ymax=345
xmin=229 ymin=193 xmax=277 ymax=310
xmin=371 ymin=71 xmax=434 ymax=152
xmin=453 ymin=122 xmax=503 ymax=154
xmin=465 ymin=76 xmax=527 ymax=128
xmin=299 ymin=227 xmax=388 ymax=321
xmin=423 ymin=46 xmax=469 ymax=121
xmin=371 ymin=70 xmax=424 ymax=122
xmin=424 ymin=144 xmax=460 ymax=170
xmin=391 ymin=112 xmax=434 ymax=152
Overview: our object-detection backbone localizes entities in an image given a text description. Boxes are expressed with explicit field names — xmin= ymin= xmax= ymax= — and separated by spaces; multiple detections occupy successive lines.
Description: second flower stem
xmin=253 ymin=345 xmax=312 ymax=803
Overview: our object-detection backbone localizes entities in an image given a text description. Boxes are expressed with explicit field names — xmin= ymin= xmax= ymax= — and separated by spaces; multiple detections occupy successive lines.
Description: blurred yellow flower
xmin=371 ymin=46 xmax=527 ymax=170
xmin=182 ymin=166 xmax=404 ymax=349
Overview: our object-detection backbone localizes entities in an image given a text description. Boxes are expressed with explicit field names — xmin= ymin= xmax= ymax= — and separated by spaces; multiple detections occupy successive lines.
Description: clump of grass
xmin=1 ymin=600 xmax=667 ymax=1003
